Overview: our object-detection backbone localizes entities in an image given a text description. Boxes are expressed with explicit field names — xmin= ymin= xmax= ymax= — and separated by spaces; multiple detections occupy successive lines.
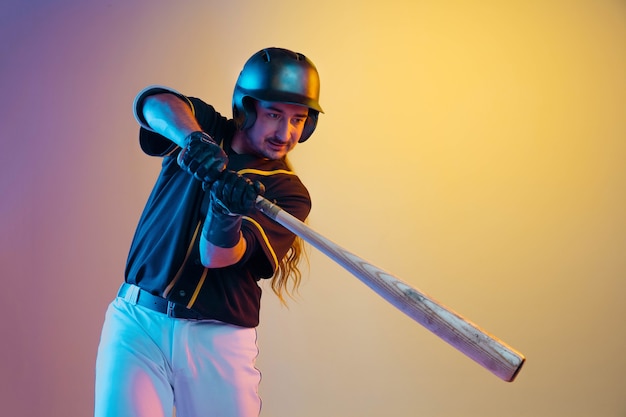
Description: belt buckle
xmin=167 ymin=301 xmax=176 ymax=318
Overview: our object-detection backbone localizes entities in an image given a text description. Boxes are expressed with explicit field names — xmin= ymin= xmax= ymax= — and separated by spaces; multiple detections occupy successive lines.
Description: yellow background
xmin=1 ymin=1 xmax=625 ymax=416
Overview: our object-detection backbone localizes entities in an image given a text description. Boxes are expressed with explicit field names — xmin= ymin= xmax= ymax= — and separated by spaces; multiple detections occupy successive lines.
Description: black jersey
xmin=125 ymin=88 xmax=311 ymax=327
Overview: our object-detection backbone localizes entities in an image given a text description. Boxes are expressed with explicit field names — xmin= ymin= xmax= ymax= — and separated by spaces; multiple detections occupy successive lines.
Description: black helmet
xmin=232 ymin=47 xmax=323 ymax=142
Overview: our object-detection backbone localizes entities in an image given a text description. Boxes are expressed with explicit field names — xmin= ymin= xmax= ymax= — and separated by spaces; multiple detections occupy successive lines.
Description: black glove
xmin=177 ymin=131 xmax=228 ymax=183
xmin=201 ymin=171 xmax=265 ymax=248
xmin=209 ymin=170 xmax=265 ymax=215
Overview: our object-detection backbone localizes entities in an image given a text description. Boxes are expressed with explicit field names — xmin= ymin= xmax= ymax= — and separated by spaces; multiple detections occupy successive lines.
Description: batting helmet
xmin=232 ymin=47 xmax=323 ymax=143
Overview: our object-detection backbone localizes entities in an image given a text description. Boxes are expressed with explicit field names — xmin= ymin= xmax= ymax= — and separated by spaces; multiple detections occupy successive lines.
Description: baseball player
xmin=95 ymin=47 xmax=323 ymax=417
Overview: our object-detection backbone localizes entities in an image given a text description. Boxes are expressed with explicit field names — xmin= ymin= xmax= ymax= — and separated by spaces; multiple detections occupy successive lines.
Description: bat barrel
xmin=256 ymin=197 xmax=525 ymax=382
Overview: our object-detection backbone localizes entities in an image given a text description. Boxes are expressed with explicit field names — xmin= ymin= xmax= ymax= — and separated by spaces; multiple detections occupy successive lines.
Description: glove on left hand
xmin=208 ymin=170 xmax=265 ymax=216
xmin=201 ymin=171 xmax=265 ymax=248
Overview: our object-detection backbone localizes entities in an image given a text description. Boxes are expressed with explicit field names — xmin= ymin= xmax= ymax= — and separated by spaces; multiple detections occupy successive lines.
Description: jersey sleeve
xmin=132 ymin=85 xmax=194 ymax=156
xmin=238 ymin=169 xmax=312 ymax=279
xmin=132 ymin=86 xmax=234 ymax=156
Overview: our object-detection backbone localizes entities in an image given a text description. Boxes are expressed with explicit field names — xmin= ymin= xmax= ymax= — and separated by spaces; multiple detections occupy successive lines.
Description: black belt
xmin=117 ymin=283 xmax=206 ymax=320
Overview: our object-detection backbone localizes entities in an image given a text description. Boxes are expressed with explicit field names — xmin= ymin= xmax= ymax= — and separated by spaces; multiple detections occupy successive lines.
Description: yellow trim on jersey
xmin=237 ymin=168 xmax=296 ymax=177
xmin=185 ymin=96 xmax=196 ymax=116
xmin=243 ymin=215 xmax=279 ymax=272
xmin=187 ymin=267 xmax=209 ymax=309
xmin=163 ymin=220 xmax=202 ymax=298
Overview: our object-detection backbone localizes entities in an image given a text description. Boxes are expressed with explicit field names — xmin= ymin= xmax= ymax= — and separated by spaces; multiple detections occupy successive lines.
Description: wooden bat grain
xmin=256 ymin=196 xmax=525 ymax=382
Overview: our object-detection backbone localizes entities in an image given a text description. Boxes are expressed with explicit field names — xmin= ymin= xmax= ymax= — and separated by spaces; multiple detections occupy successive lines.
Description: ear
xmin=299 ymin=110 xmax=319 ymax=142
xmin=238 ymin=97 xmax=257 ymax=131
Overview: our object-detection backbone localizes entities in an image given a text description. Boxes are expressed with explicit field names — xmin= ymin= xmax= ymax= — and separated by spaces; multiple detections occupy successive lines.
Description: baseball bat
xmin=255 ymin=196 xmax=525 ymax=382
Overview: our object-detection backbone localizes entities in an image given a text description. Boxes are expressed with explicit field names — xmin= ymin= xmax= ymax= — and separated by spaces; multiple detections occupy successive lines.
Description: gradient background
xmin=1 ymin=1 xmax=625 ymax=416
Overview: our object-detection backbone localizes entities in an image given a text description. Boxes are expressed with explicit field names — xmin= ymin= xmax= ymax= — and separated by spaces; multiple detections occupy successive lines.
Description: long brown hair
xmin=270 ymin=156 xmax=309 ymax=304
xmin=270 ymin=235 xmax=308 ymax=305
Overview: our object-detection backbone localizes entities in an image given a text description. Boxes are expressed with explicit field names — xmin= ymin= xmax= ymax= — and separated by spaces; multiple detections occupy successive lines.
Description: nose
xmin=275 ymin=119 xmax=293 ymax=142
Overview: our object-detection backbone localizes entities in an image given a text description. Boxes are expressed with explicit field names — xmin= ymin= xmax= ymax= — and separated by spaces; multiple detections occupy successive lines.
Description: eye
xmin=292 ymin=117 xmax=306 ymax=125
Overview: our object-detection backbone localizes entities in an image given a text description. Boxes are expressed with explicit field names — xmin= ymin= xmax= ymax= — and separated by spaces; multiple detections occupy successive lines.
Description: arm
xmin=199 ymin=206 xmax=248 ymax=268
xmin=137 ymin=89 xmax=236 ymax=265
xmin=140 ymin=92 xmax=227 ymax=183
xmin=142 ymin=93 xmax=201 ymax=147
xmin=200 ymin=171 xmax=265 ymax=268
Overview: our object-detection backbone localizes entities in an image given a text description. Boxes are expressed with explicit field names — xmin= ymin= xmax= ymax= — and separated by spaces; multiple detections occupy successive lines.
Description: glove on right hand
xmin=177 ymin=131 xmax=228 ymax=183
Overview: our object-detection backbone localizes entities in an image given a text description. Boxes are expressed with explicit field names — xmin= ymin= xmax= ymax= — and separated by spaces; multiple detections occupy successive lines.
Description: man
xmin=95 ymin=47 xmax=323 ymax=417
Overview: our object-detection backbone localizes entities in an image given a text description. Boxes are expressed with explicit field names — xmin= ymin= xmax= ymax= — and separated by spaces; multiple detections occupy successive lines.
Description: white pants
xmin=95 ymin=295 xmax=262 ymax=417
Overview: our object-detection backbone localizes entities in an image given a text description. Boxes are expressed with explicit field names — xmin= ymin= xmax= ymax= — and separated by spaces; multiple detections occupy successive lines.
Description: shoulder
xmin=230 ymin=158 xmax=308 ymax=194
xmin=186 ymin=97 xmax=236 ymax=143
xmin=233 ymin=158 xmax=311 ymax=221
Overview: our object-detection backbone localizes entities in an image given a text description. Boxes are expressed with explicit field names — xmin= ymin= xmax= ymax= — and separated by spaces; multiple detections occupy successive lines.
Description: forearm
xmin=200 ymin=199 xmax=247 ymax=267
xmin=199 ymin=234 xmax=247 ymax=268
xmin=142 ymin=94 xmax=202 ymax=147
xmin=200 ymin=171 xmax=262 ymax=268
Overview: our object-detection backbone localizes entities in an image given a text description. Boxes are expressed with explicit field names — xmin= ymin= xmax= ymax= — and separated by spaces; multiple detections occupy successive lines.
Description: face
xmin=232 ymin=100 xmax=309 ymax=160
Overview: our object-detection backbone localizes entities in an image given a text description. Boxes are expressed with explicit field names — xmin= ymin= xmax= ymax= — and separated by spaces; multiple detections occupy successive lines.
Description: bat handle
xmin=255 ymin=196 xmax=280 ymax=219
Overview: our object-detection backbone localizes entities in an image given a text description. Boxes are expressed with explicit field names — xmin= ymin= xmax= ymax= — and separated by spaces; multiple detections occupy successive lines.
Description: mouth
xmin=267 ymin=139 xmax=288 ymax=152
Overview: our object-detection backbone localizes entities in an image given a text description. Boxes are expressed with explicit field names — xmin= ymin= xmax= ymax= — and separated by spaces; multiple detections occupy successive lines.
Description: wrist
xmin=184 ymin=131 xmax=217 ymax=146
xmin=202 ymin=199 xmax=243 ymax=248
